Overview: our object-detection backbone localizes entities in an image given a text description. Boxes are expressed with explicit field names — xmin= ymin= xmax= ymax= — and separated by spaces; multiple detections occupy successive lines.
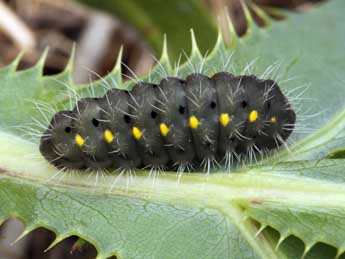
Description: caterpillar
xmin=39 ymin=72 xmax=296 ymax=173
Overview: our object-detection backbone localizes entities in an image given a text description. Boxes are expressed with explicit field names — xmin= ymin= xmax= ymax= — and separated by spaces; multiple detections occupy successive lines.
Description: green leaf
xmin=243 ymin=159 xmax=345 ymax=256
xmin=1 ymin=0 xmax=345 ymax=258
xmin=78 ymin=0 xmax=218 ymax=61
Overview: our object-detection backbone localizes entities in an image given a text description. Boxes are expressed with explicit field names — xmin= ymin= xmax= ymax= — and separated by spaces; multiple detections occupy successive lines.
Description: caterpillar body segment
xmin=73 ymin=98 xmax=112 ymax=168
xmin=213 ymin=72 xmax=239 ymax=156
xmin=129 ymin=82 xmax=170 ymax=168
xmin=156 ymin=77 xmax=195 ymax=169
xmin=185 ymin=74 xmax=219 ymax=163
xmin=99 ymin=89 xmax=141 ymax=169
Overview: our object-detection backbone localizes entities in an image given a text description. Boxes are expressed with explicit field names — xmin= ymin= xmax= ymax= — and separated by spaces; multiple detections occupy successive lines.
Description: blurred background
xmin=0 ymin=0 xmax=325 ymax=258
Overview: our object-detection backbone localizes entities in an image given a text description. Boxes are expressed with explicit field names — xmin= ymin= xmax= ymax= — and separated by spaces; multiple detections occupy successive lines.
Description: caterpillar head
xmin=39 ymin=111 xmax=85 ymax=169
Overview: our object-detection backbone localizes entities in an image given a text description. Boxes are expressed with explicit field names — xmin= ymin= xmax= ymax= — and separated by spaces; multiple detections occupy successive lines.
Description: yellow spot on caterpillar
xmin=132 ymin=127 xmax=142 ymax=140
xmin=271 ymin=116 xmax=277 ymax=123
xmin=75 ymin=134 xmax=85 ymax=147
xmin=189 ymin=116 xmax=199 ymax=129
xmin=104 ymin=129 xmax=114 ymax=143
xmin=160 ymin=123 xmax=169 ymax=137
xmin=210 ymin=72 xmax=215 ymax=78
xmin=219 ymin=113 xmax=231 ymax=127
xmin=248 ymin=110 xmax=258 ymax=123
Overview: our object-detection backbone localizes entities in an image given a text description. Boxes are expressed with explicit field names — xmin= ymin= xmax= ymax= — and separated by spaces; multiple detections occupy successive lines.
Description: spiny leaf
xmin=78 ymin=0 xmax=218 ymax=61
xmin=243 ymin=159 xmax=345 ymax=254
xmin=1 ymin=0 xmax=345 ymax=258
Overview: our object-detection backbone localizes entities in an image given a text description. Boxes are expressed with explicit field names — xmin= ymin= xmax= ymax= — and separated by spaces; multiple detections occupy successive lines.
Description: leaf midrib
xmin=2 ymin=159 xmax=345 ymax=212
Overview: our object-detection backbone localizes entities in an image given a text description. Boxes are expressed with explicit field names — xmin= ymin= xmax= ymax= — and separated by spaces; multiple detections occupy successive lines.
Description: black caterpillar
xmin=39 ymin=72 xmax=296 ymax=173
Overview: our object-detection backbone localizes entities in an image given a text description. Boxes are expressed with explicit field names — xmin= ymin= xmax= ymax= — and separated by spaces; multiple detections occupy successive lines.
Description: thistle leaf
xmin=1 ymin=0 xmax=345 ymax=258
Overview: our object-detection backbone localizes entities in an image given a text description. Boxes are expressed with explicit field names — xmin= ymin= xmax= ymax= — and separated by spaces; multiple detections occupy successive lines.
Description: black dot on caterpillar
xmin=151 ymin=111 xmax=158 ymax=119
xmin=39 ymin=72 xmax=296 ymax=173
xmin=178 ymin=105 xmax=186 ymax=115
xmin=92 ymin=118 xmax=100 ymax=127
xmin=65 ymin=126 xmax=72 ymax=133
